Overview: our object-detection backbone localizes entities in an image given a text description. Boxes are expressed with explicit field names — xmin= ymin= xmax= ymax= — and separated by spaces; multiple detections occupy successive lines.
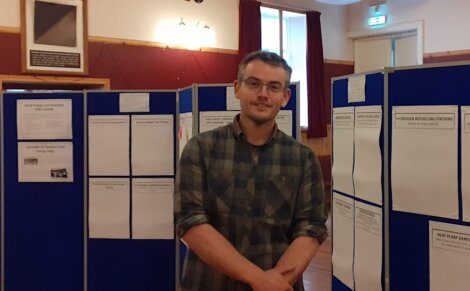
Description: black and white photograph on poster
xmin=50 ymin=168 xmax=68 ymax=178
xmin=21 ymin=0 xmax=88 ymax=74
xmin=18 ymin=142 xmax=74 ymax=182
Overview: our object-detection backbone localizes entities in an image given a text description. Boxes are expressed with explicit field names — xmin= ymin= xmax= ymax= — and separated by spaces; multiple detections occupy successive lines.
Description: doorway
xmin=350 ymin=21 xmax=424 ymax=73
xmin=354 ymin=29 xmax=420 ymax=73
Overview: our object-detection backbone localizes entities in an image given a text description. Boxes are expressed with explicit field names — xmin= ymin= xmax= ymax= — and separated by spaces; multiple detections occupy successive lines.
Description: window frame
xmin=260 ymin=4 xmax=309 ymax=130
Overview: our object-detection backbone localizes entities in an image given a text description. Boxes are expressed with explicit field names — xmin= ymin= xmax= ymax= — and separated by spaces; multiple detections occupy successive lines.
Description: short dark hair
xmin=237 ymin=50 xmax=292 ymax=87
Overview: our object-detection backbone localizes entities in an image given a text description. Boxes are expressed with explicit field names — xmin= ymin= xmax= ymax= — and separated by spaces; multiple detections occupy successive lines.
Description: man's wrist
xmin=244 ymin=268 xmax=265 ymax=287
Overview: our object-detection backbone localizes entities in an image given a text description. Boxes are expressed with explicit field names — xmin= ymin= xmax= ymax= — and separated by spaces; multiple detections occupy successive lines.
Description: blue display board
xmin=2 ymin=92 xmax=85 ymax=291
xmin=332 ymin=73 xmax=385 ymax=291
xmin=179 ymin=86 xmax=193 ymax=114
xmin=0 ymin=82 xmax=303 ymax=290
xmin=388 ymin=65 xmax=470 ymax=291
xmin=86 ymin=91 xmax=177 ymax=291
xmin=333 ymin=278 xmax=353 ymax=291
xmin=333 ymin=64 xmax=470 ymax=291
xmin=332 ymin=73 xmax=384 ymax=108
xmin=177 ymin=86 xmax=194 ymax=285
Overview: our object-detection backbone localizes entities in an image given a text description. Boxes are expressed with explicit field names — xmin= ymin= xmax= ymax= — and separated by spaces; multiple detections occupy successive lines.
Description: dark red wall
xmin=87 ymin=42 xmax=241 ymax=89
xmin=0 ymin=31 xmax=354 ymax=114
xmin=324 ymin=62 xmax=354 ymax=122
xmin=424 ymin=53 xmax=470 ymax=64
xmin=0 ymin=32 xmax=240 ymax=89
xmin=0 ymin=32 xmax=22 ymax=74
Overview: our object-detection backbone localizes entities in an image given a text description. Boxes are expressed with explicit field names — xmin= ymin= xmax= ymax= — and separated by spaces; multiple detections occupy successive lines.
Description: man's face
xmin=234 ymin=59 xmax=291 ymax=125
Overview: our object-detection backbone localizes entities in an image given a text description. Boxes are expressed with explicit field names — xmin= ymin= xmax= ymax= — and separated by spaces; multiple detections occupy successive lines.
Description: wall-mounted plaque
xmin=21 ymin=0 xmax=88 ymax=74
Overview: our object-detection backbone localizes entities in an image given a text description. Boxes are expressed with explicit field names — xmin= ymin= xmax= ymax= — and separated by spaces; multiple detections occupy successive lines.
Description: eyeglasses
xmin=242 ymin=78 xmax=285 ymax=94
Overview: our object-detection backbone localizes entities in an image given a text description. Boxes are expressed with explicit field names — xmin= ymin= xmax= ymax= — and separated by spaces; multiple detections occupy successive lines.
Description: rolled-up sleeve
xmin=174 ymin=138 xmax=210 ymax=238
xmin=290 ymin=150 xmax=328 ymax=244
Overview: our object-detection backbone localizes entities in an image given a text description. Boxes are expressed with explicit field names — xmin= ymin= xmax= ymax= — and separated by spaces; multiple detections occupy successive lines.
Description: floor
xmin=303 ymin=216 xmax=332 ymax=291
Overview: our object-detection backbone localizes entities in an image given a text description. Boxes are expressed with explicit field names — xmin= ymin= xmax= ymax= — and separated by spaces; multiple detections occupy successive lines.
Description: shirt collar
xmin=233 ymin=114 xmax=279 ymax=146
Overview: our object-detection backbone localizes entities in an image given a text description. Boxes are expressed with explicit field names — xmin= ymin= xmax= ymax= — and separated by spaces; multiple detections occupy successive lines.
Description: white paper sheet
xmin=178 ymin=112 xmax=193 ymax=157
xmin=354 ymin=201 xmax=382 ymax=291
xmin=353 ymin=106 xmax=382 ymax=205
xmin=391 ymin=105 xmax=458 ymax=218
xmin=131 ymin=115 xmax=174 ymax=176
xmin=89 ymin=178 xmax=130 ymax=239
xmin=332 ymin=192 xmax=354 ymax=289
xmin=119 ymin=93 xmax=150 ymax=112
xmin=18 ymin=142 xmax=74 ymax=182
xmin=276 ymin=110 xmax=293 ymax=137
xmin=88 ymin=115 xmax=130 ymax=176
xmin=226 ymin=86 xmax=241 ymax=110
xmin=462 ymin=107 xmax=470 ymax=221
xmin=199 ymin=111 xmax=239 ymax=133
xmin=332 ymin=107 xmax=355 ymax=195
xmin=430 ymin=221 xmax=470 ymax=291
xmin=17 ymin=99 xmax=72 ymax=140
xmin=132 ymin=178 xmax=174 ymax=239
xmin=348 ymin=75 xmax=366 ymax=103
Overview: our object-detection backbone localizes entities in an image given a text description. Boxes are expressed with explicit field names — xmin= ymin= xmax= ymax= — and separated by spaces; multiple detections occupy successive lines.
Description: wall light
xmin=198 ymin=21 xmax=216 ymax=48
xmin=155 ymin=17 xmax=216 ymax=50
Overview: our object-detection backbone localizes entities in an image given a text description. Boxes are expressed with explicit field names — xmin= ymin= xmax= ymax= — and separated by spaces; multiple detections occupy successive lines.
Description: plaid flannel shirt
xmin=175 ymin=115 xmax=327 ymax=291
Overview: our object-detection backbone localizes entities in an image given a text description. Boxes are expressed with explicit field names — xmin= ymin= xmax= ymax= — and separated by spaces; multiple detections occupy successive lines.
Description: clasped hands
xmin=250 ymin=266 xmax=295 ymax=291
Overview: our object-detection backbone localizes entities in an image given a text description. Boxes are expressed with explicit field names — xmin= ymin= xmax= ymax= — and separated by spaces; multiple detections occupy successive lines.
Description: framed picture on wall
xmin=21 ymin=0 xmax=88 ymax=74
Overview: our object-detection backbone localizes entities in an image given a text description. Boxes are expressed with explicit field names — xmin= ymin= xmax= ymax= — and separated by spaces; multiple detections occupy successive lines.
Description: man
xmin=175 ymin=51 xmax=327 ymax=291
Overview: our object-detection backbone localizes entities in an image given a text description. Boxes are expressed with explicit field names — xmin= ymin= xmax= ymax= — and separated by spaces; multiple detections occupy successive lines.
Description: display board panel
xmin=333 ymin=63 xmax=470 ymax=291
xmin=3 ymin=92 xmax=85 ymax=291
xmin=388 ymin=65 xmax=470 ymax=291
xmin=332 ymin=72 xmax=385 ymax=291
xmin=87 ymin=91 xmax=176 ymax=291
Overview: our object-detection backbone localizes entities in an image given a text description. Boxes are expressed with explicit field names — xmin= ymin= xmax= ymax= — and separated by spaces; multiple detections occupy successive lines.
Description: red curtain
xmin=239 ymin=0 xmax=261 ymax=59
xmin=306 ymin=11 xmax=327 ymax=138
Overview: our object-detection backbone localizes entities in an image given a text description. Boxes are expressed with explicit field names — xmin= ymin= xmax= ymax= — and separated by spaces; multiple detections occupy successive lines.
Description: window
xmin=261 ymin=6 xmax=308 ymax=127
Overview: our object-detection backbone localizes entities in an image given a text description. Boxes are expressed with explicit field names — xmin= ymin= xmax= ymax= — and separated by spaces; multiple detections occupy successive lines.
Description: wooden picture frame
xmin=21 ymin=0 xmax=88 ymax=75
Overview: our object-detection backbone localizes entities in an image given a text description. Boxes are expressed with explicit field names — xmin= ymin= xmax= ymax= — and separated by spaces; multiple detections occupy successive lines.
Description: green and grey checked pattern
xmin=175 ymin=116 xmax=327 ymax=291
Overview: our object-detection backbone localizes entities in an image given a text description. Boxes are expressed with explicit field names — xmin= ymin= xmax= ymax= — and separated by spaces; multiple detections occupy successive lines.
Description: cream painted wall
xmin=0 ymin=0 xmax=20 ymax=27
xmin=347 ymin=0 xmax=470 ymax=54
xmin=0 ymin=0 xmax=352 ymax=59
xmin=0 ymin=0 xmax=239 ymax=50
xmin=262 ymin=0 xmax=354 ymax=61
xmin=88 ymin=0 xmax=238 ymax=50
